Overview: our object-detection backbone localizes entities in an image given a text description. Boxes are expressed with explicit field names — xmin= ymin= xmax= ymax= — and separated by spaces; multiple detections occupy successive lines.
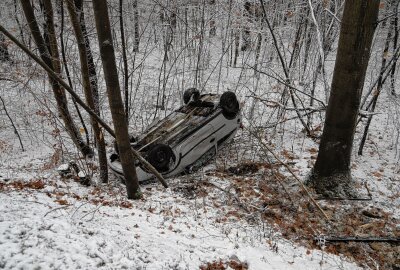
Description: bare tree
xmin=0 ymin=33 xmax=10 ymax=61
xmin=91 ymin=0 xmax=141 ymax=199
xmin=65 ymin=0 xmax=108 ymax=183
xmin=308 ymin=0 xmax=380 ymax=197
xmin=133 ymin=0 xmax=140 ymax=52
xmin=20 ymin=0 xmax=93 ymax=157
xmin=119 ymin=0 xmax=129 ymax=122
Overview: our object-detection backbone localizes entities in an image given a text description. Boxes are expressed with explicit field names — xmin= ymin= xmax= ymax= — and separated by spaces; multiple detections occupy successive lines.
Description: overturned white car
xmin=108 ymin=89 xmax=241 ymax=183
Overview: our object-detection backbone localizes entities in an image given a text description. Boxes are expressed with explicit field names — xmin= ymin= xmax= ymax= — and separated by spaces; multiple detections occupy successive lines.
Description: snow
xmin=78 ymin=171 xmax=87 ymax=178
xmin=1 ymin=2 xmax=399 ymax=268
xmin=0 ymin=183 xmax=359 ymax=270
xmin=57 ymin=163 xmax=69 ymax=172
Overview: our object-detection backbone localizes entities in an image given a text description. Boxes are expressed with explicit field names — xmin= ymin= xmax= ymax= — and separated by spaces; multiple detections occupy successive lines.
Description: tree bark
xmin=59 ymin=1 xmax=90 ymax=146
xmin=0 ymin=24 xmax=167 ymax=188
xmin=390 ymin=0 xmax=400 ymax=95
xmin=119 ymin=0 xmax=129 ymax=123
xmin=20 ymin=0 xmax=93 ymax=157
xmin=91 ymin=0 xmax=140 ymax=199
xmin=0 ymin=33 xmax=10 ymax=61
xmin=73 ymin=0 xmax=100 ymax=115
xmin=309 ymin=0 xmax=380 ymax=197
xmin=133 ymin=0 xmax=139 ymax=52
xmin=66 ymin=0 xmax=108 ymax=183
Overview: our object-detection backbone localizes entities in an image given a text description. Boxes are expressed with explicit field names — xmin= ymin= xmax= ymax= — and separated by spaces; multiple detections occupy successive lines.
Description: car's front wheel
xmin=146 ymin=144 xmax=175 ymax=173
xmin=220 ymin=91 xmax=239 ymax=119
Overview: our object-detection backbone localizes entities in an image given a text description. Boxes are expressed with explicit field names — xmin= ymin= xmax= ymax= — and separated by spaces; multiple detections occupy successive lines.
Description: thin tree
xmin=20 ymin=0 xmax=93 ymax=157
xmin=133 ymin=0 xmax=140 ymax=52
xmin=308 ymin=0 xmax=380 ymax=197
xmin=91 ymin=0 xmax=141 ymax=199
xmin=0 ymin=33 xmax=10 ymax=61
xmin=65 ymin=0 xmax=108 ymax=183
xmin=73 ymin=0 xmax=101 ymax=113
xmin=119 ymin=0 xmax=129 ymax=122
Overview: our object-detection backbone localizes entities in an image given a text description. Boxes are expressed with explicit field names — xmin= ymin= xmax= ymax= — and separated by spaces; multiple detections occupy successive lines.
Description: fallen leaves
xmin=0 ymin=179 xmax=45 ymax=191
xmin=200 ymin=259 xmax=248 ymax=270
xmin=54 ymin=199 xmax=69 ymax=205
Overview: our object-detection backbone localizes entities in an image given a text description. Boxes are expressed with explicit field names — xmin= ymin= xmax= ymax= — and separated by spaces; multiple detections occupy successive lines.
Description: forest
xmin=0 ymin=0 xmax=399 ymax=269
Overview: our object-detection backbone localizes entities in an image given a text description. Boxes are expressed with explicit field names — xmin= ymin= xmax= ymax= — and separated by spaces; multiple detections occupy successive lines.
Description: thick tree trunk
xmin=20 ymin=0 xmax=92 ymax=157
xmin=91 ymin=0 xmax=140 ymax=199
xmin=309 ymin=0 xmax=380 ymax=197
xmin=66 ymin=0 xmax=108 ymax=183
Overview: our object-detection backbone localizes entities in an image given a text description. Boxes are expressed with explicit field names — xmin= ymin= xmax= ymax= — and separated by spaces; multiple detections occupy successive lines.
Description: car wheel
xmin=146 ymin=144 xmax=175 ymax=173
xmin=183 ymin=88 xmax=200 ymax=104
xmin=220 ymin=91 xmax=239 ymax=119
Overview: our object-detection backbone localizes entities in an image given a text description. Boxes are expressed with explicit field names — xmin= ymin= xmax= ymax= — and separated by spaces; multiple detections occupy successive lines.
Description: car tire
xmin=146 ymin=144 xmax=175 ymax=173
xmin=183 ymin=88 xmax=200 ymax=104
xmin=220 ymin=91 xmax=239 ymax=119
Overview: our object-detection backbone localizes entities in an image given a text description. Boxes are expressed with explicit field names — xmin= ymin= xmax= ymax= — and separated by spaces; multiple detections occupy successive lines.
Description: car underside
xmin=108 ymin=90 xmax=241 ymax=183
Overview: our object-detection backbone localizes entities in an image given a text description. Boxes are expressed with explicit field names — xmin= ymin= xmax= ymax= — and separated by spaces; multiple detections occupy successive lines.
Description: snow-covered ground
xmin=1 ymin=3 xmax=400 ymax=268
xmin=0 ymin=146 xmax=360 ymax=270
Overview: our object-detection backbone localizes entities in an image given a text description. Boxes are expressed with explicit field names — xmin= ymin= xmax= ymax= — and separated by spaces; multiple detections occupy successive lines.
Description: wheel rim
xmin=156 ymin=151 xmax=167 ymax=164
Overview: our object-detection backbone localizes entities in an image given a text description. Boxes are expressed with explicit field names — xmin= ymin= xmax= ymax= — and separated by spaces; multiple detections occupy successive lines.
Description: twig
xmin=0 ymin=24 xmax=168 ymax=188
xmin=44 ymin=205 xmax=70 ymax=217
xmin=247 ymin=65 xmax=326 ymax=107
xmin=206 ymin=181 xmax=251 ymax=213
xmin=318 ymin=236 xmax=400 ymax=243
xmin=245 ymin=125 xmax=331 ymax=221
xmin=0 ymin=95 xmax=24 ymax=151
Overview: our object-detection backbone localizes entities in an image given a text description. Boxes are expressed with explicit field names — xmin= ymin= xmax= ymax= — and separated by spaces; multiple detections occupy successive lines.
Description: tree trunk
xmin=309 ymin=0 xmax=379 ymax=197
xmin=119 ymin=0 xmax=130 ymax=123
xmin=73 ymin=0 xmax=100 ymax=115
xmin=20 ymin=0 xmax=93 ymax=157
xmin=66 ymin=0 xmax=108 ymax=183
xmin=133 ymin=0 xmax=139 ymax=52
xmin=390 ymin=0 xmax=400 ymax=95
xmin=0 ymin=33 xmax=10 ymax=61
xmin=91 ymin=0 xmax=140 ymax=199
xmin=59 ymin=0 xmax=90 ymax=147
xmin=233 ymin=30 xmax=239 ymax=67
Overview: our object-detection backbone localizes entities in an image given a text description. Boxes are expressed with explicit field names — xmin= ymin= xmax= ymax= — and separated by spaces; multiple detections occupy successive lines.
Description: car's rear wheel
xmin=220 ymin=91 xmax=239 ymax=119
xmin=146 ymin=144 xmax=175 ymax=173
xmin=183 ymin=88 xmax=200 ymax=104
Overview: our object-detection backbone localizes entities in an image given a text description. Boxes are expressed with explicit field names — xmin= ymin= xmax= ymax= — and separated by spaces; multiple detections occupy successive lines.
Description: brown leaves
xmin=200 ymin=260 xmax=226 ymax=270
xmin=119 ymin=201 xmax=133 ymax=209
xmin=0 ymin=179 xmax=45 ymax=191
xmin=200 ymin=259 xmax=248 ymax=270
xmin=372 ymin=171 xmax=383 ymax=177
xmin=54 ymin=199 xmax=69 ymax=205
